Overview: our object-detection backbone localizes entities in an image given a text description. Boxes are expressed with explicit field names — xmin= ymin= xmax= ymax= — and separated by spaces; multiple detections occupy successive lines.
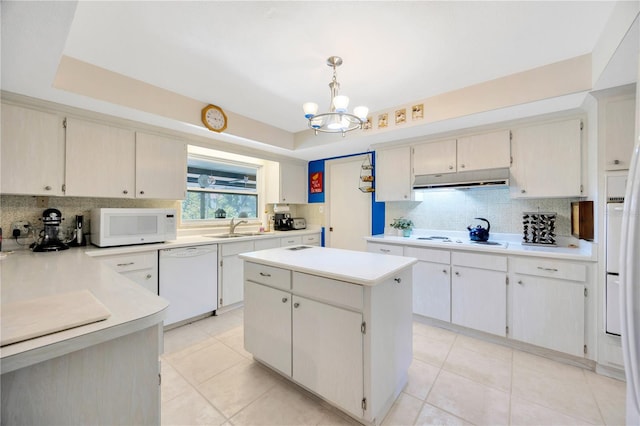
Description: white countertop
xmin=239 ymin=245 xmax=417 ymax=286
xmin=366 ymin=230 xmax=596 ymax=262
xmin=85 ymin=228 xmax=321 ymax=257
xmin=0 ymin=248 xmax=169 ymax=374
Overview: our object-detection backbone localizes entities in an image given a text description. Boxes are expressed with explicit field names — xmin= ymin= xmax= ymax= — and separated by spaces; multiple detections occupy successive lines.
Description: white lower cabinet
xmin=219 ymin=240 xmax=255 ymax=307
xmin=405 ymin=246 xmax=451 ymax=322
xmin=509 ymin=257 xmax=586 ymax=357
xmin=100 ymin=251 xmax=158 ymax=294
xmin=292 ymin=295 xmax=363 ymax=418
xmin=450 ymin=252 xmax=507 ymax=337
xmin=244 ymin=261 xmax=413 ymax=424
xmin=244 ymin=280 xmax=292 ymax=376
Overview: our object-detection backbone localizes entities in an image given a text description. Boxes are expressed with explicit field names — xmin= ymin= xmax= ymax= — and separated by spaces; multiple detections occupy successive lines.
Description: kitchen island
xmin=0 ymin=249 xmax=168 ymax=425
xmin=240 ymin=245 xmax=417 ymax=426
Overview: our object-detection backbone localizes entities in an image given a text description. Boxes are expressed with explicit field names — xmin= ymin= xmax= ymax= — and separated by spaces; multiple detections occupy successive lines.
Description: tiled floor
xmin=160 ymin=309 xmax=626 ymax=425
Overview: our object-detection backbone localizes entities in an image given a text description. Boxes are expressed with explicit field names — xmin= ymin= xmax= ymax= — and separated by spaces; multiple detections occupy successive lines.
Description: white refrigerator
xmin=620 ymin=70 xmax=640 ymax=424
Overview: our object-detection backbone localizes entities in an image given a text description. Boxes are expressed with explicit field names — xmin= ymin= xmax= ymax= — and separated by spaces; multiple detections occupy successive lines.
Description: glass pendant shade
xmin=303 ymin=102 xmax=318 ymax=119
xmin=353 ymin=106 xmax=369 ymax=120
xmin=332 ymin=95 xmax=349 ymax=113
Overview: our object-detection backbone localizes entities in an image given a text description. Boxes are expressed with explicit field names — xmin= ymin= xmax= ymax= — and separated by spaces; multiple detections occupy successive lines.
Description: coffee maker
xmin=274 ymin=213 xmax=292 ymax=231
xmin=33 ymin=208 xmax=69 ymax=252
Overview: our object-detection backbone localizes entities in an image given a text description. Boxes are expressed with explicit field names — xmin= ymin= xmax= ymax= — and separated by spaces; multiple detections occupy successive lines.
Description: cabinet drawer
xmin=302 ymin=234 xmax=321 ymax=245
xmin=245 ymin=262 xmax=291 ymax=290
xmin=510 ymin=257 xmax=586 ymax=282
xmin=102 ymin=251 xmax=157 ymax=272
xmin=293 ymin=272 xmax=363 ymax=311
xmin=451 ymin=251 xmax=507 ymax=272
xmin=221 ymin=240 xmax=255 ymax=256
xmin=404 ymin=246 xmax=450 ymax=264
xmin=367 ymin=242 xmax=403 ymax=256
xmin=254 ymin=238 xmax=281 ymax=251
xmin=280 ymin=236 xmax=303 ymax=247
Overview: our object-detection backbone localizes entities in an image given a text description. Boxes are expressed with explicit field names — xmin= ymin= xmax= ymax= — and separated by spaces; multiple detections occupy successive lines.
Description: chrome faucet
xmin=229 ymin=217 xmax=248 ymax=234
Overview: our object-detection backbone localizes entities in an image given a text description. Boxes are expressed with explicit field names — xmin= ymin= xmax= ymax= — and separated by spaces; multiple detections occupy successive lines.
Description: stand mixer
xmin=32 ymin=208 xmax=69 ymax=252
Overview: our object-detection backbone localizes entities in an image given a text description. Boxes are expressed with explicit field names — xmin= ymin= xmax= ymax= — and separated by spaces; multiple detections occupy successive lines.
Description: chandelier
xmin=303 ymin=56 xmax=369 ymax=137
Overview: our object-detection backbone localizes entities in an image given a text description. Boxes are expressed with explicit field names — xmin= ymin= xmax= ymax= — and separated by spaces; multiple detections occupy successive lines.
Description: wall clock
xmin=201 ymin=104 xmax=227 ymax=132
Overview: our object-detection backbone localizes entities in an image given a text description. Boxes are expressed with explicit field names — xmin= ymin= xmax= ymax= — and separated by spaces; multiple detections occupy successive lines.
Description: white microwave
xmin=91 ymin=208 xmax=177 ymax=247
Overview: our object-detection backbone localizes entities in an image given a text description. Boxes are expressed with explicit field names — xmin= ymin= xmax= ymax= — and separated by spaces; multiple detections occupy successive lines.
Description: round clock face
xmin=202 ymin=105 xmax=227 ymax=132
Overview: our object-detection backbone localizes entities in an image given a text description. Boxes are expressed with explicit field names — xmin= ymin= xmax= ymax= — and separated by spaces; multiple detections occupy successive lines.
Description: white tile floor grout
xmin=160 ymin=308 xmax=626 ymax=426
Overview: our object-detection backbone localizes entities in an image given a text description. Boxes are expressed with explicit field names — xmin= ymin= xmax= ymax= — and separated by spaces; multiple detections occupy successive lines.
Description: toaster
xmin=291 ymin=218 xmax=306 ymax=230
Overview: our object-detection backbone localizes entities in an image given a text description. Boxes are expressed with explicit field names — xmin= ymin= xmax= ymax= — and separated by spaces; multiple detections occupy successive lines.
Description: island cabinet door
xmin=292 ymin=295 xmax=364 ymax=419
xmin=244 ymin=281 xmax=292 ymax=376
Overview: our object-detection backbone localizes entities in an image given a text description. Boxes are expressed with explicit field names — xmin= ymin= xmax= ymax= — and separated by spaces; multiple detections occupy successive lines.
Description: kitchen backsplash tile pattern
xmin=385 ymin=188 xmax=581 ymax=237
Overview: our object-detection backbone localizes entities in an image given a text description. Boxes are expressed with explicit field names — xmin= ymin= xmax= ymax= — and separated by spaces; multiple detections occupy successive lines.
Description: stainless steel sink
xmin=205 ymin=232 xmax=268 ymax=238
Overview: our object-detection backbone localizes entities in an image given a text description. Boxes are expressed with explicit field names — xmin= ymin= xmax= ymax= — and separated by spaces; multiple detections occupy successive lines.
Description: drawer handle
xmin=282 ymin=297 xmax=288 ymax=303
xmin=259 ymin=272 xmax=272 ymax=277
xmin=116 ymin=262 xmax=135 ymax=267
xmin=380 ymin=249 xmax=391 ymax=253
xmin=294 ymin=302 xmax=300 ymax=308
xmin=442 ymin=269 xmax=447 ymax=274
xmin=455 ymin=271 xmax=460 ymax=276
xmin=537 ymin=267 xmax=558 ymax=272
xmin=394 ymin=277 xmax=402 ymax=283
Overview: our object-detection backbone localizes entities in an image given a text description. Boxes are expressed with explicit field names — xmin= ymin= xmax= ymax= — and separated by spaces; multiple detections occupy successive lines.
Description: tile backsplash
xmin=385 ymin=188 xmax=581 ymax=237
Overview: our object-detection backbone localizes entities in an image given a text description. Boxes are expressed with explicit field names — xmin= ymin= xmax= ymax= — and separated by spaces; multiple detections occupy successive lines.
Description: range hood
xmin=413 ymin=168 xmax=510 ymax=190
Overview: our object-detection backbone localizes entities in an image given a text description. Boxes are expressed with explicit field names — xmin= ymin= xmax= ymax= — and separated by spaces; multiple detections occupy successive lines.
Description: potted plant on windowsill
xmin=390 ymin=217 xmax=414 ymax=237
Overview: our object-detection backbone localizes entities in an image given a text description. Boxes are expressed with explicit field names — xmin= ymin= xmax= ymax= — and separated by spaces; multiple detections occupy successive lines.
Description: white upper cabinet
xmin=375 ymin=146 xmax=413 ymax=201
xmin=510 ymin=118 xmax=583 ymax=198
xmin=413 ymin=139 xmax=457 ymax=175
xmin=135 ymin=132 xmax=187 ymax=200
xmin=1 ymin=104 xmax=65 ymax=196
xmin=265 ymin=162 xmax=307 ymax=204
xmin=412 ymin=131 xmax=511 ymax=176
xmin=65 ymin=117 xmax=136 ymax=198
xmin=602 ymin=95 xmax=636 ymax=171
xmin=457 ymin=130 xmax=511 ymax=172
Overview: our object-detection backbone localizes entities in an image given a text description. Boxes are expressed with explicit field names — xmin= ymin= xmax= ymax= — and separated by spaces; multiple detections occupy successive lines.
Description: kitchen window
xmin=182 ymin=155 xmax=258 ymax=222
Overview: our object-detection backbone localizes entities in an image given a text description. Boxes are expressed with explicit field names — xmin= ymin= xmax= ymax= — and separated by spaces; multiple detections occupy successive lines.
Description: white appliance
xmin=91 ymin=208 xmax=177 ymax=247
xmin=159 ymin=245 xmax=218 ymax=326
xmin=605 ymin=175 xmax=626 ymax=335
xmin=619 ymin=80 xmax=639 ymax=424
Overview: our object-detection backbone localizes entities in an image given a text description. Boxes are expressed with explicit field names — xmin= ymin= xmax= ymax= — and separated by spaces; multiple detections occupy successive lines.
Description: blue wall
xmin=307 ymin=152 xmax=385 ymax=236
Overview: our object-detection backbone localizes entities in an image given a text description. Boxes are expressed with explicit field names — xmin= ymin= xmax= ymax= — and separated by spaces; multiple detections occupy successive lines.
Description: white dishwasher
xmin=159 ymin=244 xmax=218 ymax=326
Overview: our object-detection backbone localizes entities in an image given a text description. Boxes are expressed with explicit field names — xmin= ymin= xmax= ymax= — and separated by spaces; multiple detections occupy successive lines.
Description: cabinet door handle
xmin=455 ymin=271 xmax=460 ymax=276
xmin=259 ymin=272 xmax=272 ymax=277
xmin=294 ymin=302 xmax=300 ymax=308
xmin=536 ymin=266 xmax=558 ymax=272
xmin=146 ymin=274 xmax=152 ymax=279
xmin=116 ymin=262 xmax=135 ymax=267
xmin=517 ymin=280 xmax=523 ymax=285
xmin=614 ymin=159 xmax=620 ymax=165
xmin=442 ymin=269 xmax=447 ymax=274
xmin=460 ymin=164 xmax=465 ymax=169
xmin=44 ymin=185 xmax=52 ymax=191
xmin=123 ymin=189 xmax=129 ymax=194
xmin=282 ymin=297 xmax=288 ymax=303
xmin=394 ymin=277 xmax=402 ymax=283
xmin=521 ymin=189 xmax=526 ymax=194
xmin=448 ymin=165 xmax=454 ymax=170
xmin=139 ymin=190 xmax=145 ymax=195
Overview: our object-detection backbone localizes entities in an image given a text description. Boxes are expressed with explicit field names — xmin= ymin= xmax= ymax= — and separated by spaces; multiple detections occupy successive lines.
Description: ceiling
xmin=1 ymin=1 xmax=638 ymax=160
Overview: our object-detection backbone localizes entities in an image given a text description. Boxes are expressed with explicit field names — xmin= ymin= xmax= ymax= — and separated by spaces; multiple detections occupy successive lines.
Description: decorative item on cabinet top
xmin=522 ymin=211 xmax=556 ymax=246
xmin=359 ymin=153 xmax=375 ymax=193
